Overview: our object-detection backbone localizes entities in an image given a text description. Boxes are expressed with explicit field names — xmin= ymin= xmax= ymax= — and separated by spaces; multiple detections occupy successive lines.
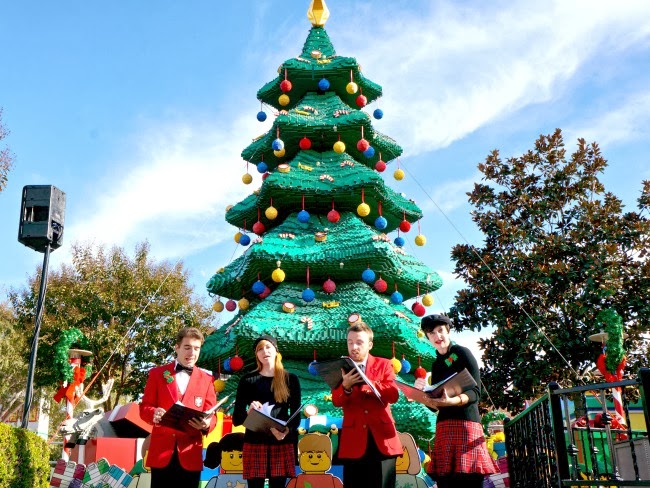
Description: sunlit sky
xmin=1 ymin=0 xmax=649 ymax=363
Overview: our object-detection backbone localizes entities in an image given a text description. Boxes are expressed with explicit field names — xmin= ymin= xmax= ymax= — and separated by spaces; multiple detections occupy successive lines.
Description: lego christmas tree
xmin=200 ymin=0 xmax=442 ymax=443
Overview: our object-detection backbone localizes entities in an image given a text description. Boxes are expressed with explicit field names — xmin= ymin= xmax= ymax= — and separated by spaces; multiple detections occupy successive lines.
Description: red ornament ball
xmin=280 ymin=79 xmax=292 ymax=92
xmin=375 ymin=160 xmax=386 ymax=172
xmin=356 ymin=138 xmax=370 ymax=152
xmin=299 ymin=137 xmax=312 ymax=150
xmin=323 ymin=278 xmax=336 ymax=294
xmin=225 ymin=299 xmax=237 ymax=312
xmin=356 ymin=94 xmax=367 ymax=107
xmin=327 ymin=209 xmax=341 ymax=223
xmin=262 ymin=172 xmax=270 ymax=180
xmin=412 ymin=302 xmax=426 ymax=317
xmin=259 ymin=286 xmax=271 ymax=299
xmin=252 ymin=221 xmax=266 ymax=235
xmin=229 ymin=355 xmax=244 ymax=371
xmin=414 ymin=366 xmax=427 ymax=379
xmin=399 ymin=220 xmax=412 ymax=233
xmin=374 ymin=278 xmax=388 ymax=293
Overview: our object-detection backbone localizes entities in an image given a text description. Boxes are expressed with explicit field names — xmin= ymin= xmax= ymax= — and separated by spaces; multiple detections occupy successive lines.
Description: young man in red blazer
xmin=140 ymin=327 xmax=217 ymax=487
xmin=331 ymin=322 xmax=402 ymax=488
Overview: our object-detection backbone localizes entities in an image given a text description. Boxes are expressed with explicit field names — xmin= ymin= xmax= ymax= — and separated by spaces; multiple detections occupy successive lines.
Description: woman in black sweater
xmin=416 ymin=314 xmax=497 ymax=488
xmin=233 ymin=335 xmax=301 ymax=488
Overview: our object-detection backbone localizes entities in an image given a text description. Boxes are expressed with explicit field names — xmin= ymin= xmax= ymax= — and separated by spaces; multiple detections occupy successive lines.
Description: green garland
xmin=53 ymin=328 xmax=92 ymax=383
xmin=481 ymin=410 xmax=508 ymax=435
xmin=597 ymin=309 xmax=624 ymax=374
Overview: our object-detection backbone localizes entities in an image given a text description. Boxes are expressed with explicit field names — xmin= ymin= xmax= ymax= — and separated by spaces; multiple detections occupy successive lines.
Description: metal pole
xmin=21 ymin=242 xmax=51 ymax=429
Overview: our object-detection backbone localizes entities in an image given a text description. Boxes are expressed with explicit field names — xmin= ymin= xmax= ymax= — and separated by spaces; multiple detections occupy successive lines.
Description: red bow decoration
xmin=596 ymin=353 xmax=626 ymax=382
xmin=53 ymin=366 xmax=87 ymax=404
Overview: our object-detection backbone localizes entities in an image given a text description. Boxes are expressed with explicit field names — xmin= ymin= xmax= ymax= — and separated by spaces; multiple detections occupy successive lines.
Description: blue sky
xmin=1 ymin=1 xmax=649 ymax=361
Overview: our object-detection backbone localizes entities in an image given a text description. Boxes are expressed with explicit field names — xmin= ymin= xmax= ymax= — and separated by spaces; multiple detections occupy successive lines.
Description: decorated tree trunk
xmin=201 ymin=2 xmax=443 ymax=445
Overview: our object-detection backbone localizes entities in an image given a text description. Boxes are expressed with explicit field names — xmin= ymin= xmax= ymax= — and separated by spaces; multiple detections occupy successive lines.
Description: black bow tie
xmin=175 ymin=363 xmax=193 ymax=374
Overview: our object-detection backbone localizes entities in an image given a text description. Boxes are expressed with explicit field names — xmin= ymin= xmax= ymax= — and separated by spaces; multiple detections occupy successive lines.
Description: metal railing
xmin=504 ymin=368 xmax=650 ymax=488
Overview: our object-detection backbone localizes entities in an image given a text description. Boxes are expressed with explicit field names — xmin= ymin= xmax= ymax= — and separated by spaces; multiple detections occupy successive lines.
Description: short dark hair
xmin=176 ymin=327 xmax=204 ymax=345
xmin=420 ymin=314 xmax=452 ymax=333
xmin=348 ymin=321 xmax=374 ymax=341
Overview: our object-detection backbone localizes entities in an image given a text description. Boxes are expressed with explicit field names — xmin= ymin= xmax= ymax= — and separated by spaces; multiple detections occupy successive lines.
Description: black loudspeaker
xmin=18 ymin=185 xmax=66 ymax=252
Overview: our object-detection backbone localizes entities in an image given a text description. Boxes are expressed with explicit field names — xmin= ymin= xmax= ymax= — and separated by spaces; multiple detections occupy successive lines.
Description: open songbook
xmin=243 ymin=402 xmax=305 ymax=433
xmin=311 ymin=356 xmax=383 ymax=404
xmin=159 ymin=395 xmax=229 ymax=433
xmin=395 ymin=368 xmax=477 ymax=407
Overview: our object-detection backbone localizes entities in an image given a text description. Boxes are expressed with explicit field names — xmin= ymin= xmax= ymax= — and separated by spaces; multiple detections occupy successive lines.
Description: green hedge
xmin=0 ymin=423 xmax=50 ymax=488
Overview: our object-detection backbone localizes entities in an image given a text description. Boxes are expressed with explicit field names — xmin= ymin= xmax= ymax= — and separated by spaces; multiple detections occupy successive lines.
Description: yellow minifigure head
xmin=396 ymin=432 xmax=422 ymax=475
xmin=204 ymin=432 xmax=245 ymax=472
xmin=298 ymin=433 xmax=333 ymax=474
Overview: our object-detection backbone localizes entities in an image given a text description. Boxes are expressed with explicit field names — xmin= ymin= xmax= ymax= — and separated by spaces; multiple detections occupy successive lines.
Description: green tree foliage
xmin=0 ymin=302 xmax=29 ymax=422
xmin=0 ymin=108 xmax=14 ymax=193
xmin=450 ymin=129 xmax=650 ymax=412
xmin=9 ymin=241 xmax=214 ymax=410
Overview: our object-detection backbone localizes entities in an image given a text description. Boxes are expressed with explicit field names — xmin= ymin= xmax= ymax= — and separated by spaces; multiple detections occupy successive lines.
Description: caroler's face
xmin=174 ymin=337 xmax=201 ymax=367
xmin=426 ymin=325 xmax=451 ymax=354
xmin=347 ymin=331 xmax=372 ymax=362
xmin=256 ymin=341 xmax=277 ymax=366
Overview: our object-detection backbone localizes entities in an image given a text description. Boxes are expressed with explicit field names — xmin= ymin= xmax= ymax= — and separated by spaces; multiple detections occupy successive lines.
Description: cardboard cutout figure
xmin=204 ymin=433 xmax=248 ymax=488
xmin=286 ymin=433 xmax=343 ymax=488
xmin=395 ymin=432 xmax=428 ymax=488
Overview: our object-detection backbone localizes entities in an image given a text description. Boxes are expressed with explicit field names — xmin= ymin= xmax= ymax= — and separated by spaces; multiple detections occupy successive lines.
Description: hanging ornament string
xmin=284 ymin=68 xmax=288 ymax=82
xmin=361 ymin=125 xmax=364 ymax=139
xmin=313 ymin=349 xmax=317 ymax=361
xmin=417 ymin=282 xmax=421 ymax=297
xmin=243 ymin=219 xmax=247 ymax=231
xmin=331 ymin=199 xmax=335 ymax=210
xmin=392 ymin=341 xmax=395 ymax=358
xmin=257 ymin=207 xmax=261 ymax=221
xmin=306 ymin=266 xmax=310 ymax=287
xmin=302 ymin=194 xmax=305 ymax=210
xmin=418 ymin=220 xmax=421 ymax=235
xmin=378 ymin=200 xmax=383 ymax=217
xmin=361 ymin=187 xmax=365 ymax=203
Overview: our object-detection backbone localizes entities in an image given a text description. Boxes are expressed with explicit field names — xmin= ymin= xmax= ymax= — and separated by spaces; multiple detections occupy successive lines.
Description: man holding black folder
xmin=140 ymin=327 xmax=217 ymax=488
xmin=331 ymin=322 xmax=402 ymax=488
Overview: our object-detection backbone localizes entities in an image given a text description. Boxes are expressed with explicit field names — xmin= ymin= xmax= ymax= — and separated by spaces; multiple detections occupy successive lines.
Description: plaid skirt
xmin=428 ymin=419 xmax=499 ymax=477
xmin=243 ymin=442 xmax=296 ymax=479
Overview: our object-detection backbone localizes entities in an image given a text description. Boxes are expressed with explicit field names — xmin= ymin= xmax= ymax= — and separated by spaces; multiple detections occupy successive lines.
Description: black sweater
xmin=233 ymin=370 xmax=302 ymax=444
xmin=429 ymin=343 xmax=481 ymax=423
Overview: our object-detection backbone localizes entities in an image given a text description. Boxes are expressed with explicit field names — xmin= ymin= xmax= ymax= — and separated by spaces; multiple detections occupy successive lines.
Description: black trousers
xmin=435 ymin=473 xmax=485 ymax=488
xmin=150 ymin=448 xmax=201 ymax=488
xmin=342 ymin=432 xmax=396 ymax=488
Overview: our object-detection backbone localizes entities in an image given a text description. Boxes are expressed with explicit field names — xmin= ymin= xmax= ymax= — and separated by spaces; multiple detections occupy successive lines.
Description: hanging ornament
xmin=375 ymin=159 xmax=386 ymax=172
xmin=414 ymin=365 xmax=427 ymax=379
xmin=374 ymin=277 xmax=388 ymax=293
xmin=318 ymin=78 xmax=330 ymax=91
xmin=280 ymin=80 xmax=292 ymax=92
xmin=238 ymin=297 xmax=250 ymax=311
xmin=252 ymin=278 xmax=265 ymax=295
xmin=262 ymin=172 xmax=270 ymax=181
xmin=253 ymin=221 xmax=265 ymax=235
xmin=278 ymin=94 xmax=290 ymax=106
xmin=242 ymin=173 xmax=253 ymax=185
xmin=361 ymin=268 xmax=376 ymax=284
xmin=394 ymin=235 xmax=405 ymax=247
xmin=259 ymin=285 xmax=271 ymax=299
xmin=357 ymin=139 xmax=370 ymax=152
xmin=400 ymin=355 xmax=411 ymax=374
xmin=356 ymin=93 xmax=367 ymax=108
xmin=214 ymin=378 xmax=226 ymax=393
xmin=412 ymin=302 xmax=426 ymax=317
xmin=223 ymin=358 xmax=232 ymax=373
xmin=422 ymin=293 xmax=434 ymax=307
xmin=230 ymin=352 xmax=244 ymax=372
xmin=265 ymin=198 xmax=278 ymax=220
xmin=327 ymin=200 xmax=340 ymax=223
xmin=299 ymin=136 xmax=312 ymax=150
xmin=415 ymin=220 xmax=426 ymax=246
xmin=239 ymin=234 xmax=251 ymax=246
xmin=225 ymin=299 xmax=237 ymax=312
xmin=375 ymin=201 xmax=387 ymax=230
xmin=212 ymin=299 xmax=224 ymax=313
xmin=257 ymin=110 xmax=267 ymax=122
xmin=333 ymin=134 xmax=345 ymax=154
xmin=363 ymin=146 xmax=375 ymax=158
xmin=234 ymin=231 xmax=243 ymax=243
xmin=394 ymin=168 xmax=405 ymax=180
xmin=308 ymin=350 xmax=319 ymax=375
xmin=390 ymin=342 xmax=402 ymax=373
xmin=297 ymin=195 xmax=310 ymax=223
xmin=323 ymin=277 xmax=336 ymax=294
xmin=346 ymin=82 xmax=358 ymax=94
xmin=302 ymin=267 xmax=315 ymax=302
xmin=272 ymin=138 xmax=285 ymax=151
xmin=399 ymin=220 xmax=412 ymax=233
xmin=373 ymin=108 xmax=384 ymax=119
xmin=272 ymin=267 xmax=286 ymax=283
xmin=357 ymin=188 xmax=370 ymax=217
xmin=274 ymin=148 xmax=286 ymax=157
xmin=390 ymin=290 xmax=403 ymax=304
xmin=257 ymin=161 xmax=268 ymax=173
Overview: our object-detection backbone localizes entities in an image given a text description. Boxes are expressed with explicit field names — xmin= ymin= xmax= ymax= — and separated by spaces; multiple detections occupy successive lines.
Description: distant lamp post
xmin=18 ymin=185 xmax=66 ymax=429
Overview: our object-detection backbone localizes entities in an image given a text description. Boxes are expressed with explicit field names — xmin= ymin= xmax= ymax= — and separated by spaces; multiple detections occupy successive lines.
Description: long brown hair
xmin=255 ymin=340 xmax=290 ymax=403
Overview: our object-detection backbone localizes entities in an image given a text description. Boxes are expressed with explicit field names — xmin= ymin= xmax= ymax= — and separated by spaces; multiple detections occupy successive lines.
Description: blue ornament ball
xmin=297 ymin=210 xmax=310 ymax=223
xmin=363 ymin=146 xmax=375 ymax=158
xmin=239 ymin=234 xmax=251 ymax=246
xmin=302 ymin=288 xmax=315 ymax=302
xmin=375 ymin=216 xmax=388 ymax=230
xmin=308 ymin=361 xmax=319 ymax=375
xmin=318 ymin=78 xmax=330 ymax=91
xmin=400 ymin=358 xmax=411 ymax=374
xmin=373 ymin=108 xmax=384 ymax=119
xmin=223 ymin=358 xmax=232 ymax=373
xmin=257 ymin=162 xmax=268 ymax=174
xmin=394 ymin=236 xmax=405 ymax=247
xmin=257 ymin=111 xmax=267 ymax=122
xmin=361 ymin=268 xmax=376 ymax=284
xmin=390 ymin=291 xmax=403 ymax=304
xmin=252 ymin=280 xmax=266 ymax=295
xmin=272 ymin=138 xmax=284 ymax=151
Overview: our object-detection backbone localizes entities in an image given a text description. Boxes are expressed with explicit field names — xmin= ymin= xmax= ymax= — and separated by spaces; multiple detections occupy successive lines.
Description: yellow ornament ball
xmin=265 ymin=206 xmax=278 ymax=220
xmin=272 ymin=268 xmax=286 ymax=283
xmin=238 ymin=298 xmax=250 ymax=311
xmin=274 ymin=148 xmax=286 ymax=158
xmin=213 ymin=379 xmax=226 ymax=393
xmin=415 ymin=234 xmax=427 ymax=246
xmin=417 ymin=330 xmax=425 ymax=338
xmin=422 ymin=294 xmax=434 ymax=307
xmin=212 ymin=300 xmax=224 ymax=313
xmin=357 ymin=202 xmax=371 ymax=217
xmin=242 ymin=173 xmax=253 ymax=185
xmin=234 ymin=231 xmax=243 ymax=243
xmin=391 ymin=357 xmax=402 ymax=374
xmin=394 ymin=168 xmax=405 ymax=181
xmin=333 ymin=141 xmax=346 ymax=154
xmin=279 ymin=94 xmax=290 ymax=106
xmin=346 ymin=82 xmax=358 ymax=94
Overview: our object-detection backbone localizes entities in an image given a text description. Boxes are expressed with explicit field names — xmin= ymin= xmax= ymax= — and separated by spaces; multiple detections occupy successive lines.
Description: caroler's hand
xmin=341 ymin=369 xmax=362 ymax=390
xmin=188 ymin=415 xmax=212 ymax=431
xmin=247 ymin=401 xmax=263 ymax=414
xmin=414 ymin=377 xmax=427 ymax=390
xmin=429 ymin=389 xmax=458 ymax=409
xmin=153 ymin=407 xmax=166 ymax=424
xmin=270 ymin=426 xmax=288 ymax=441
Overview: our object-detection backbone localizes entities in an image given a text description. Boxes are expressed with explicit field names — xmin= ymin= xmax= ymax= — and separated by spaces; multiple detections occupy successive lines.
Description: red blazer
xmin=140 ymin=363 xmax=217 ymax=471
xmin=331 ymin=354 xmax=402 ymax=459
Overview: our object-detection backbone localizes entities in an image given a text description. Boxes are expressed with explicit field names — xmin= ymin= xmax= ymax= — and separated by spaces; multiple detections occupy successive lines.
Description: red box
xmin=71 ymin=438 xmax=138 ymax=471
xmin=106 ymin=402 xmax=151 ymax=438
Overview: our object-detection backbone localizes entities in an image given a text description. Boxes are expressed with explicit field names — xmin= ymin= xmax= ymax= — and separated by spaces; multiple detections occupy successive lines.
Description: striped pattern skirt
xmin=243 ymin=442 xmax=296 ymax=480
xmin=428 ymin=419 xmax=499 ymax=477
